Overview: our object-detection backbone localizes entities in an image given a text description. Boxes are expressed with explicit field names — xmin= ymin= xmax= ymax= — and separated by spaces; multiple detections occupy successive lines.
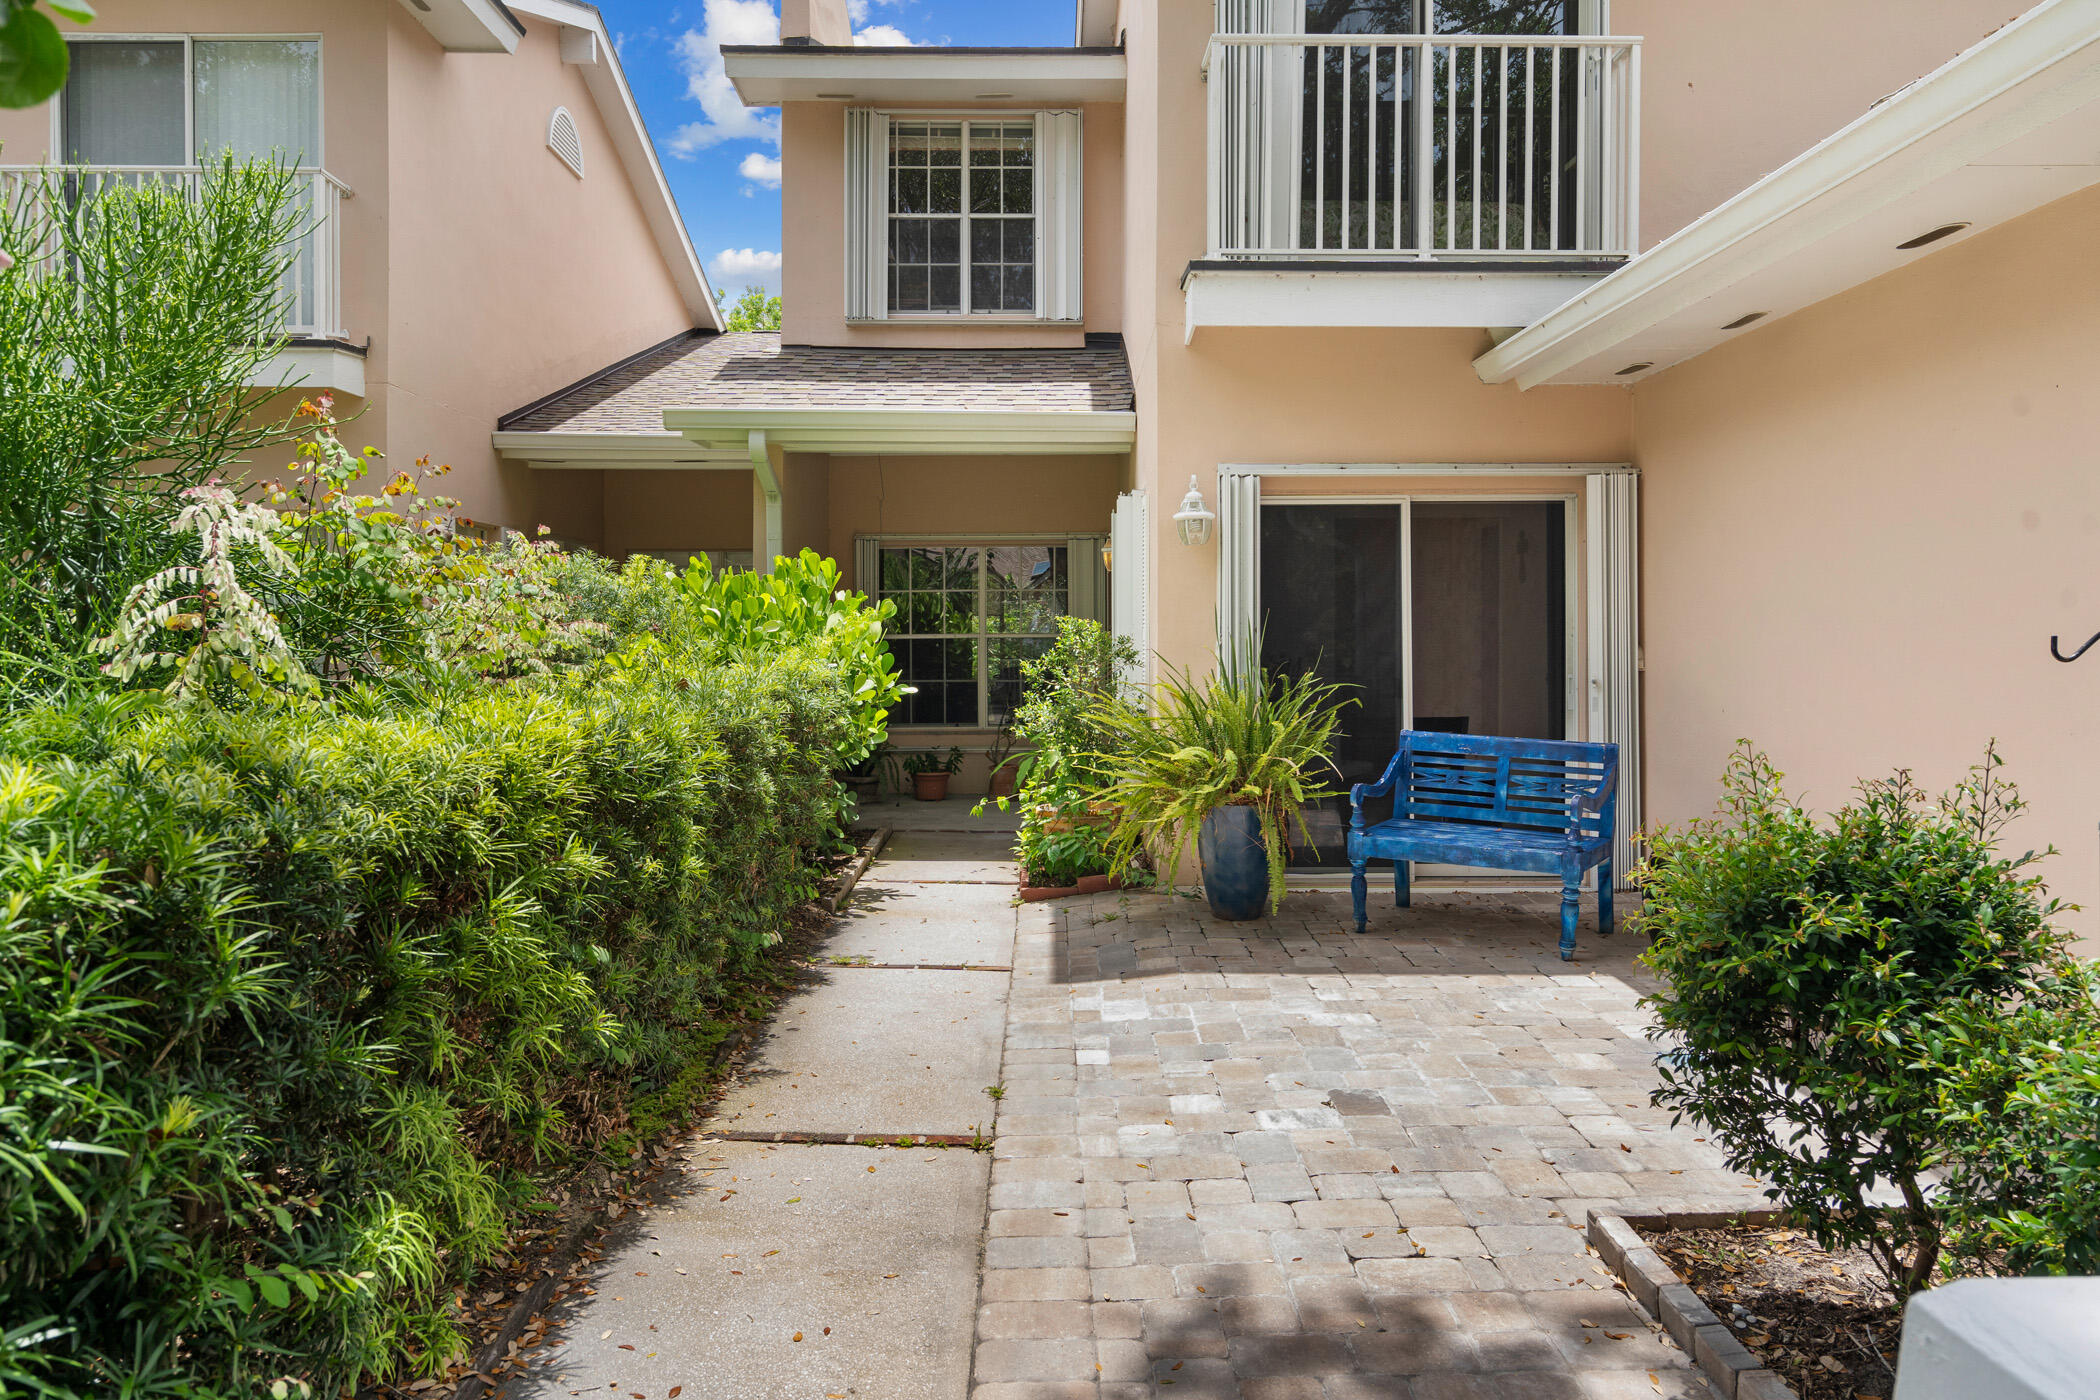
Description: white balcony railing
xmin=0 ymin=165 xmax=353 ymax=340
xmin=1205 ymin=33 xmax=1641 ymax=261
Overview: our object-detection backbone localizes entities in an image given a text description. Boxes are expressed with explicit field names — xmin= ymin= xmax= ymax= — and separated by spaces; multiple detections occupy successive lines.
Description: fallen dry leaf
xmin=792 ymin=1332 xmax=803 ymax=1342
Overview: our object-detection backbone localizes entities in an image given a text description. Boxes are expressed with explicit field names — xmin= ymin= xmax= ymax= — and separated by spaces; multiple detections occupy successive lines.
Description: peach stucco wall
xmin=778 ymin=100 xmax=1126 ymax=348
xmin=1614 ymin=0 xmax=2013 ymax=247
xmin=382 ymin=7 xmax=696 ymax=536
xmin=1119 ymin=2 xmax=1633 ymax=680
xmin=12 ymin=5 xmax=703 ymax=545
xmin=1633 ymin=182 xmax=2100 ymax=937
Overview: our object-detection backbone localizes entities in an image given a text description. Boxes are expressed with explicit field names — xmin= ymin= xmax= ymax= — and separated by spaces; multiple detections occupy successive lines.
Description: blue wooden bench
xmin=1347 ymin=732 xmax=1619 ymax=960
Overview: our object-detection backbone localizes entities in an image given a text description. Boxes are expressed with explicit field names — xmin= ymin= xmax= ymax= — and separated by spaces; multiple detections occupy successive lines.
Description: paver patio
xmin=974 ymin=885 xmax=1765 ymax=1400
xmin=498 ymin=826 xmax=1763 ymax=1400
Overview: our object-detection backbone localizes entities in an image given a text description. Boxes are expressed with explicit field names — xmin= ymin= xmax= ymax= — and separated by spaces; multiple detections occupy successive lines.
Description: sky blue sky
xmin=595 ymin=0 xmax=1076 ymax=305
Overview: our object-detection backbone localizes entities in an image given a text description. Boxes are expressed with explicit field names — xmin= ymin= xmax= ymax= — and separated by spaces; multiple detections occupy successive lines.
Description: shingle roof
xmin=499 ymin=331 xmax=1134 ymax=433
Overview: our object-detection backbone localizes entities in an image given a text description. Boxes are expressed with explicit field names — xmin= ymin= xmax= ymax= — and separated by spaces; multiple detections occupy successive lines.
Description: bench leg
xmin=1351 ymin=862 xmax=1368 ymax=933
xmin=1559 ymin=876 xmax=1580 ymax=961
xmin=1598 ymin=860 xmax=1614 ymax=937
xmin=1395 ymin=859 xmax=1410 ymax=910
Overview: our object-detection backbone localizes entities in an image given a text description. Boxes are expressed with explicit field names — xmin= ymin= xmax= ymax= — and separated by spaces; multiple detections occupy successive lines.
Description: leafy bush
xmin=1637 ymin=744 xmax=2078 ymax=1295
xmin=0 ymin=645 xmax=853 ymax=1397
xmin=1092 ymin=649 xmax=1351 ymax=910
xmin=0 ymin=157 xmax=307 ymax=691
xmin=1930 ymin=966 xmax=2100 ymax=1277
xmin=985 ymin=619 xmax=1137 ymax=886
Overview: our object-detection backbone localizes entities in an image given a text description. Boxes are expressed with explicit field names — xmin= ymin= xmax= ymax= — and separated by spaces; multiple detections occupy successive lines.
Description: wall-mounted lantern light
xmin=1173 ymin=476 xmax=1216 ymax=547
xmin=1099 ymin=539 xmax=1113 ymax=572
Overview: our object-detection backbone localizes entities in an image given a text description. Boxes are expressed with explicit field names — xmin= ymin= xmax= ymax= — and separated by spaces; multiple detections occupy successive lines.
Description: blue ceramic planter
xmin=1198 ymin=805 xmax=1271 ymax=921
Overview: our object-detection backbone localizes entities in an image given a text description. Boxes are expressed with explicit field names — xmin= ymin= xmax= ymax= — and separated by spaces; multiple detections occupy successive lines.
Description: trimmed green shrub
xmin=1637 ymin=744 xmax=2078 ymax=1295
xmin=991 ymin=618 xmax=1137 ymax=887
xmin=0 ymin=644 xmax=852 ymax=1397
xmin=1931 ymin=966 xmax=2100 ymax=1277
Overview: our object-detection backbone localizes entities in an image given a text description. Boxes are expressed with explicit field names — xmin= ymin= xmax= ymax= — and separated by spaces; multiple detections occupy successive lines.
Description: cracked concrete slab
xmin=498 ymin=1141 xmax=989 ymax=1400
xmin=714 ymin=968 xmax=1007 ymax=1138
xmin=823 ymin=884 xmax=1019 ymax=967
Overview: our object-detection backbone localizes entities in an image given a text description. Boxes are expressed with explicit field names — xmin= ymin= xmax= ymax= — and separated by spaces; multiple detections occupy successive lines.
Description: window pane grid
xmin=879 ymin=543 xmax=1068 ymax=728
xmin=887 ymin=120 xmax=1035 ymax=317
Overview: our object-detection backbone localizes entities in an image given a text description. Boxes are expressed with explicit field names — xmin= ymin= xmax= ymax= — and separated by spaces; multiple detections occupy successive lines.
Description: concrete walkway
xmin=499 ymin=828 xmax=1025 ymax=1400
xmin=501 ymin=832 xmax=1763 ymax=1400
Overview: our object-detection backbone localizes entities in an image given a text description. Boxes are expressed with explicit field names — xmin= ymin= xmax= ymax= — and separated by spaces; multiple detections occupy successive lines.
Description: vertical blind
xmin=62 ymin=38 xmax=321 ymax=166
xmin=194 ymin=40 xmax=321 ymax=163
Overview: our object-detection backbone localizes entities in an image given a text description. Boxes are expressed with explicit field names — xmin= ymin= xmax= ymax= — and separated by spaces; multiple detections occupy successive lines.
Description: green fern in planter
xmin=1089 ymin=650 xmax=1352 ymax=913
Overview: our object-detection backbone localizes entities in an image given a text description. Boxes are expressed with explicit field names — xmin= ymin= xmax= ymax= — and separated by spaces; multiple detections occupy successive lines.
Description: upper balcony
xmin=0 ymin=165 xmax=363 ymax=393
xmin=1190 ymin=31 xmax=1642 ymax=337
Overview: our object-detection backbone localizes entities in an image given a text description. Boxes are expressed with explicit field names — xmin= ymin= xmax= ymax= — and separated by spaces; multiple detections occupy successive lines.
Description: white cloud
xmin=667 ymin=2 xmax=926 ymax=159
xmin=710 ymin=247 xmax=783 ymax=295
xmin=712 ymin=247 xmax=784 ymax=278
xmin=738 ymin=151 xmax=783 ymax=189
xmin=667 ymin=0 xmax=782 ymax=157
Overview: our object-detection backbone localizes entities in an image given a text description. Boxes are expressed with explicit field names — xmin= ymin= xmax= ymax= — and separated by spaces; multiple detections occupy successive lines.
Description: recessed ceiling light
xmin=1615 ymin=362 xmax=1654 ymax=377
xmin=816 ymin=92 xmax=857 ymax=99
xmin=1897 ymin=222 xmax=1970 ymax=250
xmin=1721 ymin=312 xmax=1767 ymax=330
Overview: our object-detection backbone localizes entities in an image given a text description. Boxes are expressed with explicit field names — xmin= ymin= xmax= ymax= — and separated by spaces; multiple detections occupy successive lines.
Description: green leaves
xmin=1635 ymin=741 xmax=2076 ymax=1295
xmin=0 ymin=4 xmax=68 ymax=109
xmin=1090 ymin=641 xmax=1353 ymax=911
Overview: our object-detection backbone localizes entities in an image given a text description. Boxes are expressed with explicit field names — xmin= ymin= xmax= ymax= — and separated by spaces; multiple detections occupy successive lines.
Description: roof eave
xmin=1474 ymin=0 xmax=2100 ymax=389
xmin=722 ymin=46 xmax=1128 ymax=106
xmin=663 ymin=406 xmax=1138 ymax=455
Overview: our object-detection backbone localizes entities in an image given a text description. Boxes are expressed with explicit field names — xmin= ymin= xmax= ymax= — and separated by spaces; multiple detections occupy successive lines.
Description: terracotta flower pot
xmin=1076 ymin=873 xmax=1116 ymax=895
xmin=988 ymin=766 xmax=1019 ymax=799
xmin=912 ymin=771 xmax=951 ymax=801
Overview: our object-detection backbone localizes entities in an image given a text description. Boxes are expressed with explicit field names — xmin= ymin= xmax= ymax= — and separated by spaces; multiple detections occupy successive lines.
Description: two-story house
xmin=0 ymin=0 xmax=726 ymax=555
xmin=500 ymin=0 xmax=2100 ymax=929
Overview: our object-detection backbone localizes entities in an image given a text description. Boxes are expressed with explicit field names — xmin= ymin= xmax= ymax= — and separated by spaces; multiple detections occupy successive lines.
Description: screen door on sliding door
xmin=1260 ymin=498 xmax=1570 ymax=871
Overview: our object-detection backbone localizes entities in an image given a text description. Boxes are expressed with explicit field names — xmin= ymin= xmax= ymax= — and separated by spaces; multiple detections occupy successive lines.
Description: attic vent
xmin=547 ymin=106 xmax=584 ymax=178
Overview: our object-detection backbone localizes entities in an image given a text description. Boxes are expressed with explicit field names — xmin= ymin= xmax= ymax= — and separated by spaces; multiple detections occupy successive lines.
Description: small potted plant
xmin=903 ymin=747 xmax=963 ymax=801
xmin=985 ymin=716 xmax=1025 ymax=800
xmin=1092 ymin=649 xmax=1351 ymax=921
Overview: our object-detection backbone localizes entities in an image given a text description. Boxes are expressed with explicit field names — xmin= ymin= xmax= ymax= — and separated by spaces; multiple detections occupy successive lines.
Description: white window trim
xmin=883 ymin=116 xmax=1039 ymax=321
xmin=867 ymin=534 xmax=1100 ymax=730
xmin=51 ymin=32 xmax=326 ymax=169
xmin=846 ymin=106 xmax=1085 ymax=327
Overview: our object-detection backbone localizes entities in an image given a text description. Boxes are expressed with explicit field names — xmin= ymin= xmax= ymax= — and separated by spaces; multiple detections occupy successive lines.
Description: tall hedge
xmin=0 ymin=650 xmax=848 ymax=1397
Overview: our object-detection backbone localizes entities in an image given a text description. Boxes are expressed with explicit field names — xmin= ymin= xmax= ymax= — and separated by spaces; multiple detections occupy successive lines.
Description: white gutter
xmin=1474 ymin=0 xmax=2100 ymax=389
xmin=661 ymin=406 xmax=1139 ymax=455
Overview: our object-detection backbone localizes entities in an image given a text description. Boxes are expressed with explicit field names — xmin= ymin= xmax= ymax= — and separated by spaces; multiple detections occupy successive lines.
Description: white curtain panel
xmin=62 ymin=41 xmax=186 ymax=165
xmin=194 ymin=40 xmax=321 ymax=164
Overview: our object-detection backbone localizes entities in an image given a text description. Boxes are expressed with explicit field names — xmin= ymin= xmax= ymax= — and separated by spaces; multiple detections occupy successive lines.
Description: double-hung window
xmin=845 ymin=110 xmax=1085 ymax=323
xmin=888 ymin=120 xmax=1037 ymax=316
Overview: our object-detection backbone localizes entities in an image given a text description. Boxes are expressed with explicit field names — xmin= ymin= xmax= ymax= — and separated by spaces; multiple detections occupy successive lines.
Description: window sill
xmin=848 ymin=316 xmax=1083 ymax=327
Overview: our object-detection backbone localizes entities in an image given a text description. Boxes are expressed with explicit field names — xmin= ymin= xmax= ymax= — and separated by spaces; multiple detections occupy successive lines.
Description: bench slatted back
xmin=1395 ymin=732 xmax=1615 ymax=841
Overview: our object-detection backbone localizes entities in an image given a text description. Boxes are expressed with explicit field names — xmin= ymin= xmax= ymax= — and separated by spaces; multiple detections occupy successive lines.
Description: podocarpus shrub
xmin=1637 ymin=744 xmax=2078 ymax=1296
xmin=0 ymin=645 xmax=851 ymax=1397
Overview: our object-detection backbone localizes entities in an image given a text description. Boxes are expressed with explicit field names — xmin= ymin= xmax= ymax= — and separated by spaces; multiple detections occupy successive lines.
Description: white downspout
xmin=748 ymin=428 xmax=782 ymax=572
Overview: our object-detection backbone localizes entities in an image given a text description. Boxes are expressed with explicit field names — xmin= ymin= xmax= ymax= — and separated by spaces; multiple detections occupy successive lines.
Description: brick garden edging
xmin=1587 ymin=1209 xmax=1801 ymax=1400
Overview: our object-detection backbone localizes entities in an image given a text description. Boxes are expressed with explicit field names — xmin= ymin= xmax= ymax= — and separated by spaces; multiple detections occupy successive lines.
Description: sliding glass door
xmin=1260 ymin=497 xmax=1572 ymax=869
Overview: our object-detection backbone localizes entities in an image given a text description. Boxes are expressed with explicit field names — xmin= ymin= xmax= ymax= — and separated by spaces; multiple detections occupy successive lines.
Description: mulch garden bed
xmin=1648 ymin=1224 xmax=1903 ymax=1400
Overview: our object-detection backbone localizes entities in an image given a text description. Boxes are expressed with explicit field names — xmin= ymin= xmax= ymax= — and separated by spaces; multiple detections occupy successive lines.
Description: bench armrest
xmin=1350 ymin=752 xmax=1406 ymax=827
xmin=1568 ymin=758 xmax=1619 ymax=829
